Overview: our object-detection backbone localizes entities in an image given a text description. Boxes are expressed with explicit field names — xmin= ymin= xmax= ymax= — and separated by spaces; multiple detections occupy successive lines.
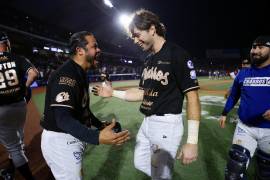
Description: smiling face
xmin=250 ymin=44 xmax=270 ymax=67
xmin=84 ymin=35 xmax=101 ymax=68
xmin=131 ymin=26 xmax=155 ymax=52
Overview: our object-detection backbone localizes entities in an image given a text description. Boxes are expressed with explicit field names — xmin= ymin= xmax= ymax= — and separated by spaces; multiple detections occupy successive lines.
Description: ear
xmin=76 ymin=47 xmax=85 ymax=56
xmin=149 ymin=25 xmax=156 ymax=36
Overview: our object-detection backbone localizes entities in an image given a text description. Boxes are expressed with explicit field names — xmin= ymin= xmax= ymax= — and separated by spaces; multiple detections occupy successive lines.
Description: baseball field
xmin=0 ymin=77 xmax=257 ymax=180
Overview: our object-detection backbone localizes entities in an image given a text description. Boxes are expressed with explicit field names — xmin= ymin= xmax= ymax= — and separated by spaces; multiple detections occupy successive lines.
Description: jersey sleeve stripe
xmin=182 ymin=86 xmax=200 ymax=93
xmin=26 ymin=67 xmax=34 ymax=74
xmin=50 ymin=104 xmax=74 ymax=109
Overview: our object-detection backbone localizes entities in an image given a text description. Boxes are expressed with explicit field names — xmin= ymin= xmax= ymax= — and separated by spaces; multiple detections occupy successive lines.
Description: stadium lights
xmin=119 ymin=13 xmax=132 ymax=30
xmin=103 ymin=0 xmax=113 ymax=8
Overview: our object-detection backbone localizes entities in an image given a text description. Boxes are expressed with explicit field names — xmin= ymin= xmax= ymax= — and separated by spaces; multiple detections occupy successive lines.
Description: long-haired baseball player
xmin=0 ymin=32 xmax=38 ymax=179
xmin=93 ymin=9 xmax=201 ymax=179
xmin=220 ymin=36 xmax=270 ymax=180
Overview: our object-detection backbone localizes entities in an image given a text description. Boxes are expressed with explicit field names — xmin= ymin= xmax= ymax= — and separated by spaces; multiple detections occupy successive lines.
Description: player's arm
xmin=219 ymin=74 xmax=241 ymax=128
xmin=88 ymin=110 xmax=103 ymax=129
xmin=54 ymin=107 xmax=129 ymax=145
xmin=20 ymin=56 xmax=39 ymax=88
xmin=171 ymin=49 xmax=200 ymax=165
xmin=177 ymin=89 xmax=201 ymax=165
xmin=25 ymin=68 xmax=39 ymax=88
xmin=93 ymin=85 xmax=144 ymax=101
xmin=186 ymin=90 xmax=201 ymax=144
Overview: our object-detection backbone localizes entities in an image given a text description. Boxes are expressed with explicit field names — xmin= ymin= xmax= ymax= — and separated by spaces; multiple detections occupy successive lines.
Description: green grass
xmin=32 ymin=78 xmax=256 ymax=180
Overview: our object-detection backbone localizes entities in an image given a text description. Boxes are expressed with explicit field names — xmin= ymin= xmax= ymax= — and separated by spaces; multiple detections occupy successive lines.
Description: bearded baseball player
xmin=219 ymin=36 xmax=270 ymax=180
xmin=93 ymin=9 xmax=201 ymax=179
xmin=40 ymin=31 xmax=130 ymax=180
xmin=0 ymin=32 xmax=38 ymax=180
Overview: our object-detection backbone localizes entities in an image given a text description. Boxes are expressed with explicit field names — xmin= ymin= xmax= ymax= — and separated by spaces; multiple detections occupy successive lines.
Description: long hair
xmin=128 ymin=9 xmax=166 ymax=38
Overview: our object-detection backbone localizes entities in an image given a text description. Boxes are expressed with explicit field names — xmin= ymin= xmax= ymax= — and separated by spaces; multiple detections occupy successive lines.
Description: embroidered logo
xmin=55 ymin=92 xmax=70 ymax=103
xmin=190 ymin=70 xmax=197 ymax=79
xmin=187 ymin=60 xmax=194 ymax=69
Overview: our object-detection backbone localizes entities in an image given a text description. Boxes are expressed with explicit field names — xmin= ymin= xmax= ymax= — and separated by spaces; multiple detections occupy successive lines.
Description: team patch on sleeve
xmin=187 ymin=60 xmax=194 ymax=69
xmin=190 ymin=70 xmax=197 ymax=79
xmin=55 ymin=92 xmax=70 ymax=103
xmin=58 ymin=76 xmax=76 ymax=87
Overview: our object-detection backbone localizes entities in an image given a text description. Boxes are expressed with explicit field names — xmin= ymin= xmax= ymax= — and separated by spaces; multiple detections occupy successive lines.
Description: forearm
xmin=186 ymin=90 xmax=201 ymax=121
xmin=185 ymin=90 xmax=201 ymax=144
xmin=54 ymin=107 xmax=100 ymax=145
xmin=113 ymin=88 xmax=144 ymax=101
xmin=89 ymin=111 xmax=103 ymax=129
xmin=222 ymin=91 xmax=240 ymax=116
xmin=26 ymin=68 xmax=38 ymax=87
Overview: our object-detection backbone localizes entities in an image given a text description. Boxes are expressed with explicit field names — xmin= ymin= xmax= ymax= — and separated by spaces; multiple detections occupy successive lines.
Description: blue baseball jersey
xmin=223 ymin=64 xmax=270 ymax=128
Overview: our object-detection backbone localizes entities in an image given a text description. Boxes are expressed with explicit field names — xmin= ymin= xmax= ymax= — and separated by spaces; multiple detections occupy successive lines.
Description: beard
xmin=86 ymin=54 xmax=99 ymax=69
xmin=251 ymin=54 xmax=269 ymax=66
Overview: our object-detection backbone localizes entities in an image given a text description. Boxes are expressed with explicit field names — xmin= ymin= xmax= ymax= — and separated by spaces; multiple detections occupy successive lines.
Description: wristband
xmin=112 ymin=90 xmax=126 ymax=100
xmin=187 ymin=120 xmax=199 ymax=144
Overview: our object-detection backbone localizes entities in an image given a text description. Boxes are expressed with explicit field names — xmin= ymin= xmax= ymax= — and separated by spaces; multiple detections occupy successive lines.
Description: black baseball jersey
xmin=139 ymin=41 xmax=199 ymax=116
xmin=41 ymin=59 xmax=91 ymax=132
xmin=0 ymin=54 xmax=34 ymax=105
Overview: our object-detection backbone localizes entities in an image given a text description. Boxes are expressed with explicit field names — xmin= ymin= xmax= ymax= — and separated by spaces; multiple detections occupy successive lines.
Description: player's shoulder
xmin=237 ymin=67 xmax=252 ymax=78
xmin=9 ymin=54 xmax=28 ymax=62
xmin=166 ymin=42 xmax=189 ymax=55
xmin=51 ymin=60 xmax=79 ymax=81
xmin=166 ymin=42 xmax=190 ymax=61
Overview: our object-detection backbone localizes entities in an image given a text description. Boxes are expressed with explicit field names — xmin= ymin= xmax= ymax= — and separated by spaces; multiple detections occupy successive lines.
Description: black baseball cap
xmin=253 ymin=36 xmax=270 ymax=47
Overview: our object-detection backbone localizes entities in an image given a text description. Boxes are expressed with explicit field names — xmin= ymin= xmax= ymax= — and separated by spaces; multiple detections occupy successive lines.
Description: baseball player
xmin=0 ymin=32 xmax=38 ymax=179
xmin=225 ymin=59 xmax=251 ymax=99
xmin=93 ymin=9 xmax=201 ymax=179
xmin=40 ymin=31 xmax=130 ymax=180
xmin=100 ymin=71 xmax=112 ymax=87
xmin=219 ymin=36 xmax=270 ymax=180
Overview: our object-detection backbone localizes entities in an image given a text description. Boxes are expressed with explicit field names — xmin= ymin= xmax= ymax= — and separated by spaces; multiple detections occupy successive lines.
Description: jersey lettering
xmin=141 ymin=66 xmax=169 ymax=86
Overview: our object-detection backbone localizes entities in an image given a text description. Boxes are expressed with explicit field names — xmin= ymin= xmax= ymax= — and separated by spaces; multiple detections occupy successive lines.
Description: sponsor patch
xmin=59 ymin=76 xmax=76 ymax=87
xmin=190 ymin=70 xmax=197 ymax=79
xmin=187 ymin=60 xmax=194 ymax=69
xmin=73 ymin=151 xmax=83 ymax=162
xmin=67 ymin=139 xmax=80 ymax=145
xmin=236 ymin=126 xmax=246 ymax=135
xmin=243 ymin=77 xmax=270 ymax=87
xmin=157 ymin=60 xmax=171 ymax=65
xmin=56 ymin=92 xmax=70 ymax=103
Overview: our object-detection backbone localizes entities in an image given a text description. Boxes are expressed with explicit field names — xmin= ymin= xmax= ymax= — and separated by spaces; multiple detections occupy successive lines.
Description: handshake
xmin=98 ymin=119 xmax=129 ymax=145
xmin=99 ymin=120 xmax=122 ymax=133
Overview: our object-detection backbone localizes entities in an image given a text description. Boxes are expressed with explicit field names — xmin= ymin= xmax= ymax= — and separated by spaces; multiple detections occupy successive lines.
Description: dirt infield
xmin=0 ymin=88 xmax=54 ymax=180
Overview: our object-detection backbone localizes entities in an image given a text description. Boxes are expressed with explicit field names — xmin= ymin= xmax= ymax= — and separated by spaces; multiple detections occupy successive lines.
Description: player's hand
xmin=92 ymin=84 xmax=113 ymax=97
xmin=99 ymin=119 xmax=130 ymax=145
xmin=177 ymin=143 xmax=198 ymax=165
xmin=98 ymin=121 xmax=111 ymax=130
xmin=219 ymin=116 xmax=227 ymax=128
xmin=262 ymin=110 xmax=270 ymax=121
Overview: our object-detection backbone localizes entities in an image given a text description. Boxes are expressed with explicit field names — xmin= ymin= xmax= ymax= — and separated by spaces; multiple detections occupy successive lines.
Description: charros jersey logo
xmin=141 ymin=66 xmax=169 ymax=86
